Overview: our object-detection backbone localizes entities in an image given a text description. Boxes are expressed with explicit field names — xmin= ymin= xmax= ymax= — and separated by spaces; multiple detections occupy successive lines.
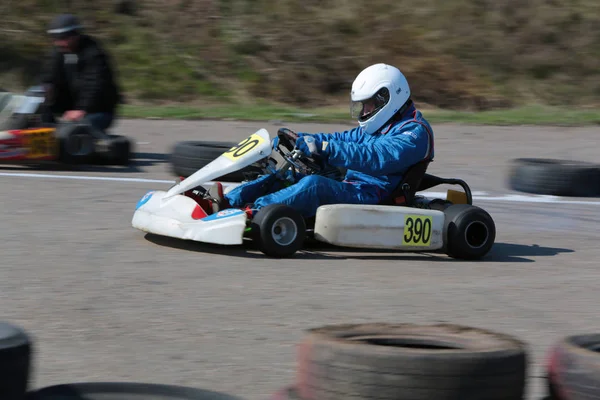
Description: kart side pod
xmin=314 ymin=204 xmax=445 ymax=251
xmin=313 ymin=203 xmax=496 ymax=260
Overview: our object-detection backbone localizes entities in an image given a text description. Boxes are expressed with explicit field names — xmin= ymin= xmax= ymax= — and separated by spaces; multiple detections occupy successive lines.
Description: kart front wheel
xmin=250 ymin=204 xmax=306 ymax=258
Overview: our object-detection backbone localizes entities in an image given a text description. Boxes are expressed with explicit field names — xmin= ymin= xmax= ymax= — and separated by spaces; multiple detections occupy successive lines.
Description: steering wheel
xmin=275 ymin=128 xmax=300 ymax=151
xmin=276 ymin=128 xmax=342 ymax=180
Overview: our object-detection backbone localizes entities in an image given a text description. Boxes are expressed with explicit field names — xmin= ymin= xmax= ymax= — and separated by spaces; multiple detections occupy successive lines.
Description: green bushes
xmin=1 ymin=0 xmax=598 ymax=110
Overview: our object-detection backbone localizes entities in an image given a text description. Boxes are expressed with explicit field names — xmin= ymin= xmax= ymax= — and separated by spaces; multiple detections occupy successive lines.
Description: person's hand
xmin=62 ymin=110 xmax=86 ymax=121
xmin=295 ymin=136 xmax=320 ymax=156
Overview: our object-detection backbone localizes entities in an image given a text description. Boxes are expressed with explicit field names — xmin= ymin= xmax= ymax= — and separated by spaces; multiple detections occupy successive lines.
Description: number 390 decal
xmin=403 ymin=215 xmax=433 ymax=246
xmin=222 ymin=134 xmax=266 ymax=161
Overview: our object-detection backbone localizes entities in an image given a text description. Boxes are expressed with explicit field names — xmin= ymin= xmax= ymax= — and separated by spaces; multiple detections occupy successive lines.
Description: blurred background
xmin=1 ymin=0 xmax=599 ymax=112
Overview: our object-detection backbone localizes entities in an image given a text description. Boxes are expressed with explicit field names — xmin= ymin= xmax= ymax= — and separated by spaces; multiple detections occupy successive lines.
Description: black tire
xmin=55 ymin=122 xmax=97 ymax=164
xmin=250 ymin=204 xmax=306 ymax=258
xmin=90 ymin=134 xmax=133 ymax=166
xmin=443 ymin=204 xmax=496 ymax=260
xmin=107 ymin=134 xmax=133 ymax=166
xmin=0 ymin=321 xmax=33 ymax=400
xmin=507 ymin=158 xmax=600 ymax=197
xmin=295 ymin=323 xmax=528 ymax=400
xmin=546 ymin=334 xmax=600 ymax=400
xmin=26 ymin=382 xmax=245 ymax=400
xmin=170 ymin=141 xmax=263 ymax=182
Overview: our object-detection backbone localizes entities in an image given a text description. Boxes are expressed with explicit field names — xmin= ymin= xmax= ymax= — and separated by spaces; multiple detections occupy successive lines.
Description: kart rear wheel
xmin=443 ymin=204 xmax=496 ymax=260
xmin=250 ymin=204 xmax=306 ymax=258
xmin=104 ymin=134 xmax=133 ymax=166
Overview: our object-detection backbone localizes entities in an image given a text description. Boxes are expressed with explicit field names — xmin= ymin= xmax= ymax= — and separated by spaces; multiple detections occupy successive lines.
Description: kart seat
xmin=379 ymin=160 xmax=431 ymax=206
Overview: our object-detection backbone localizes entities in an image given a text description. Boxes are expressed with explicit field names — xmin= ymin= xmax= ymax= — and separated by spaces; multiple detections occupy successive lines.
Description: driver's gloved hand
xmin=296 ymin=136 xmax=330 ymax=159
xmin=295 ymin=135 xmax=319 ymax=156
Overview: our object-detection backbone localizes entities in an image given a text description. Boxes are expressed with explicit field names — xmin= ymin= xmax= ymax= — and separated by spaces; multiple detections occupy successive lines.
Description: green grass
xmin=423 ymin=105 xmax=600 ymax=126
xmin=119 ymin=103 xmax=351 ymax=122
xmin=119 ymin=103 xmax=600 ymax=126
xmin=2 ymin=1 xmax=600 ymax=120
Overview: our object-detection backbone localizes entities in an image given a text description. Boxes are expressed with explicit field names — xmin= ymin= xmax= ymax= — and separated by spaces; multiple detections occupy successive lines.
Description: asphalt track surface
xmin=1 ymin=118 xmax=600 ymax=399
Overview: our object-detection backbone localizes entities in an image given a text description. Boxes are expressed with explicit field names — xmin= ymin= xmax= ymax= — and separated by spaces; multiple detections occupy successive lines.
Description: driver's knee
xmin=297 ymin=175 xmax=327 ymax=185
xmin=296 ymin=175 xmax=334 ymax=194
xmin=225 ymin=173 xmax=277 ymax=207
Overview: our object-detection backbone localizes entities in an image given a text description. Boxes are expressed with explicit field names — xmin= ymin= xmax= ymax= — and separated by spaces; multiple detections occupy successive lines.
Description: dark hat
xmin=47 ymin=14 xmax=82 ymax=36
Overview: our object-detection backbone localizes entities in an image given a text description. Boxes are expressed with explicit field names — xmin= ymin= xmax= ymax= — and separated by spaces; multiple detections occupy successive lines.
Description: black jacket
xmin=40 ymin=34 xmax=121 ymax=114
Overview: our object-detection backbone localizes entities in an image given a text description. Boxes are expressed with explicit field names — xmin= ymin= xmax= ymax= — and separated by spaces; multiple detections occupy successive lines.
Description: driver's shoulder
xmin=386 ymin=118 xmax=432 ymax=139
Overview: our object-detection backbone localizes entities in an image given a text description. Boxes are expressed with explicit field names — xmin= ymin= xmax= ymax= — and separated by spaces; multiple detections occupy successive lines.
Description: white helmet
xmin=350 ymin=63 xmax=411 ymax=135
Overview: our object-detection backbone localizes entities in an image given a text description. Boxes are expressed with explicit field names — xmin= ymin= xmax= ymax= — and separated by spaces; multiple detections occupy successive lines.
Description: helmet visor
xmin=350 ymin=87 xmax=390 ymax=122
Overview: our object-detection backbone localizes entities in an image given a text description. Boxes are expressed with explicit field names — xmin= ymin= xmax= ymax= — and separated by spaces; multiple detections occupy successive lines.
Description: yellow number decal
xmin=403 ymin=215 xmax=433 ymax=246
xmin=23 ymin=129 xmax=57 ymax=158
xmin=222 ymin=134 xmax=266 ymax=161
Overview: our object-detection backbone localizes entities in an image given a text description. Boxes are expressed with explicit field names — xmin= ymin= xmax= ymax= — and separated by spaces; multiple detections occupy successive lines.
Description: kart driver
xmin=207 ymin=63 xmax=435 ymax=218
xmin=38 ymin=14 xmax=121 ymax=132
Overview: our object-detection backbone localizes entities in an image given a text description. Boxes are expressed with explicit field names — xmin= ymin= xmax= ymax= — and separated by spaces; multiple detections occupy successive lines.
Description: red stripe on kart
xmin=191 ymin=204 xmax=208 ymax=220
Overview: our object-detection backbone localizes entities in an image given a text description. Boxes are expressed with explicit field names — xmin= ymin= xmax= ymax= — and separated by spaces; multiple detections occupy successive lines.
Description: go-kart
xmin=0 ymin=86 xmax=132 ymax=165
xmin=132 ymin=128 xmax=496 ymax=259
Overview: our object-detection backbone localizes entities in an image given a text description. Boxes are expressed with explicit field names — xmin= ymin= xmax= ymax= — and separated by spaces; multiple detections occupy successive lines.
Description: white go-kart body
xmin=132 ymin=129 xmax=495 ymax=259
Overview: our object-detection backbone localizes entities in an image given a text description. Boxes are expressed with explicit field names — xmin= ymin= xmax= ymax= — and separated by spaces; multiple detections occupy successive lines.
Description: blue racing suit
xmin=224 ymin=103 xmax=435 ymax=218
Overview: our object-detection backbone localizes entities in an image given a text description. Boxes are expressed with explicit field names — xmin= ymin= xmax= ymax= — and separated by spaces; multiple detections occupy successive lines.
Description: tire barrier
xmin=25 ymin=382 xmax=247 ymax=400
xmin=507 ymin=158 xmax=600 ymax=197
xmin=546 ymin=333 xmax=600 ymax=400
xmin=0 ymin=321 xmax=33 ymax=400
xmin=3 ymin=318 xmax=599 ymax=400
xmin=294 ymin=323 xmax=528 ymax=400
